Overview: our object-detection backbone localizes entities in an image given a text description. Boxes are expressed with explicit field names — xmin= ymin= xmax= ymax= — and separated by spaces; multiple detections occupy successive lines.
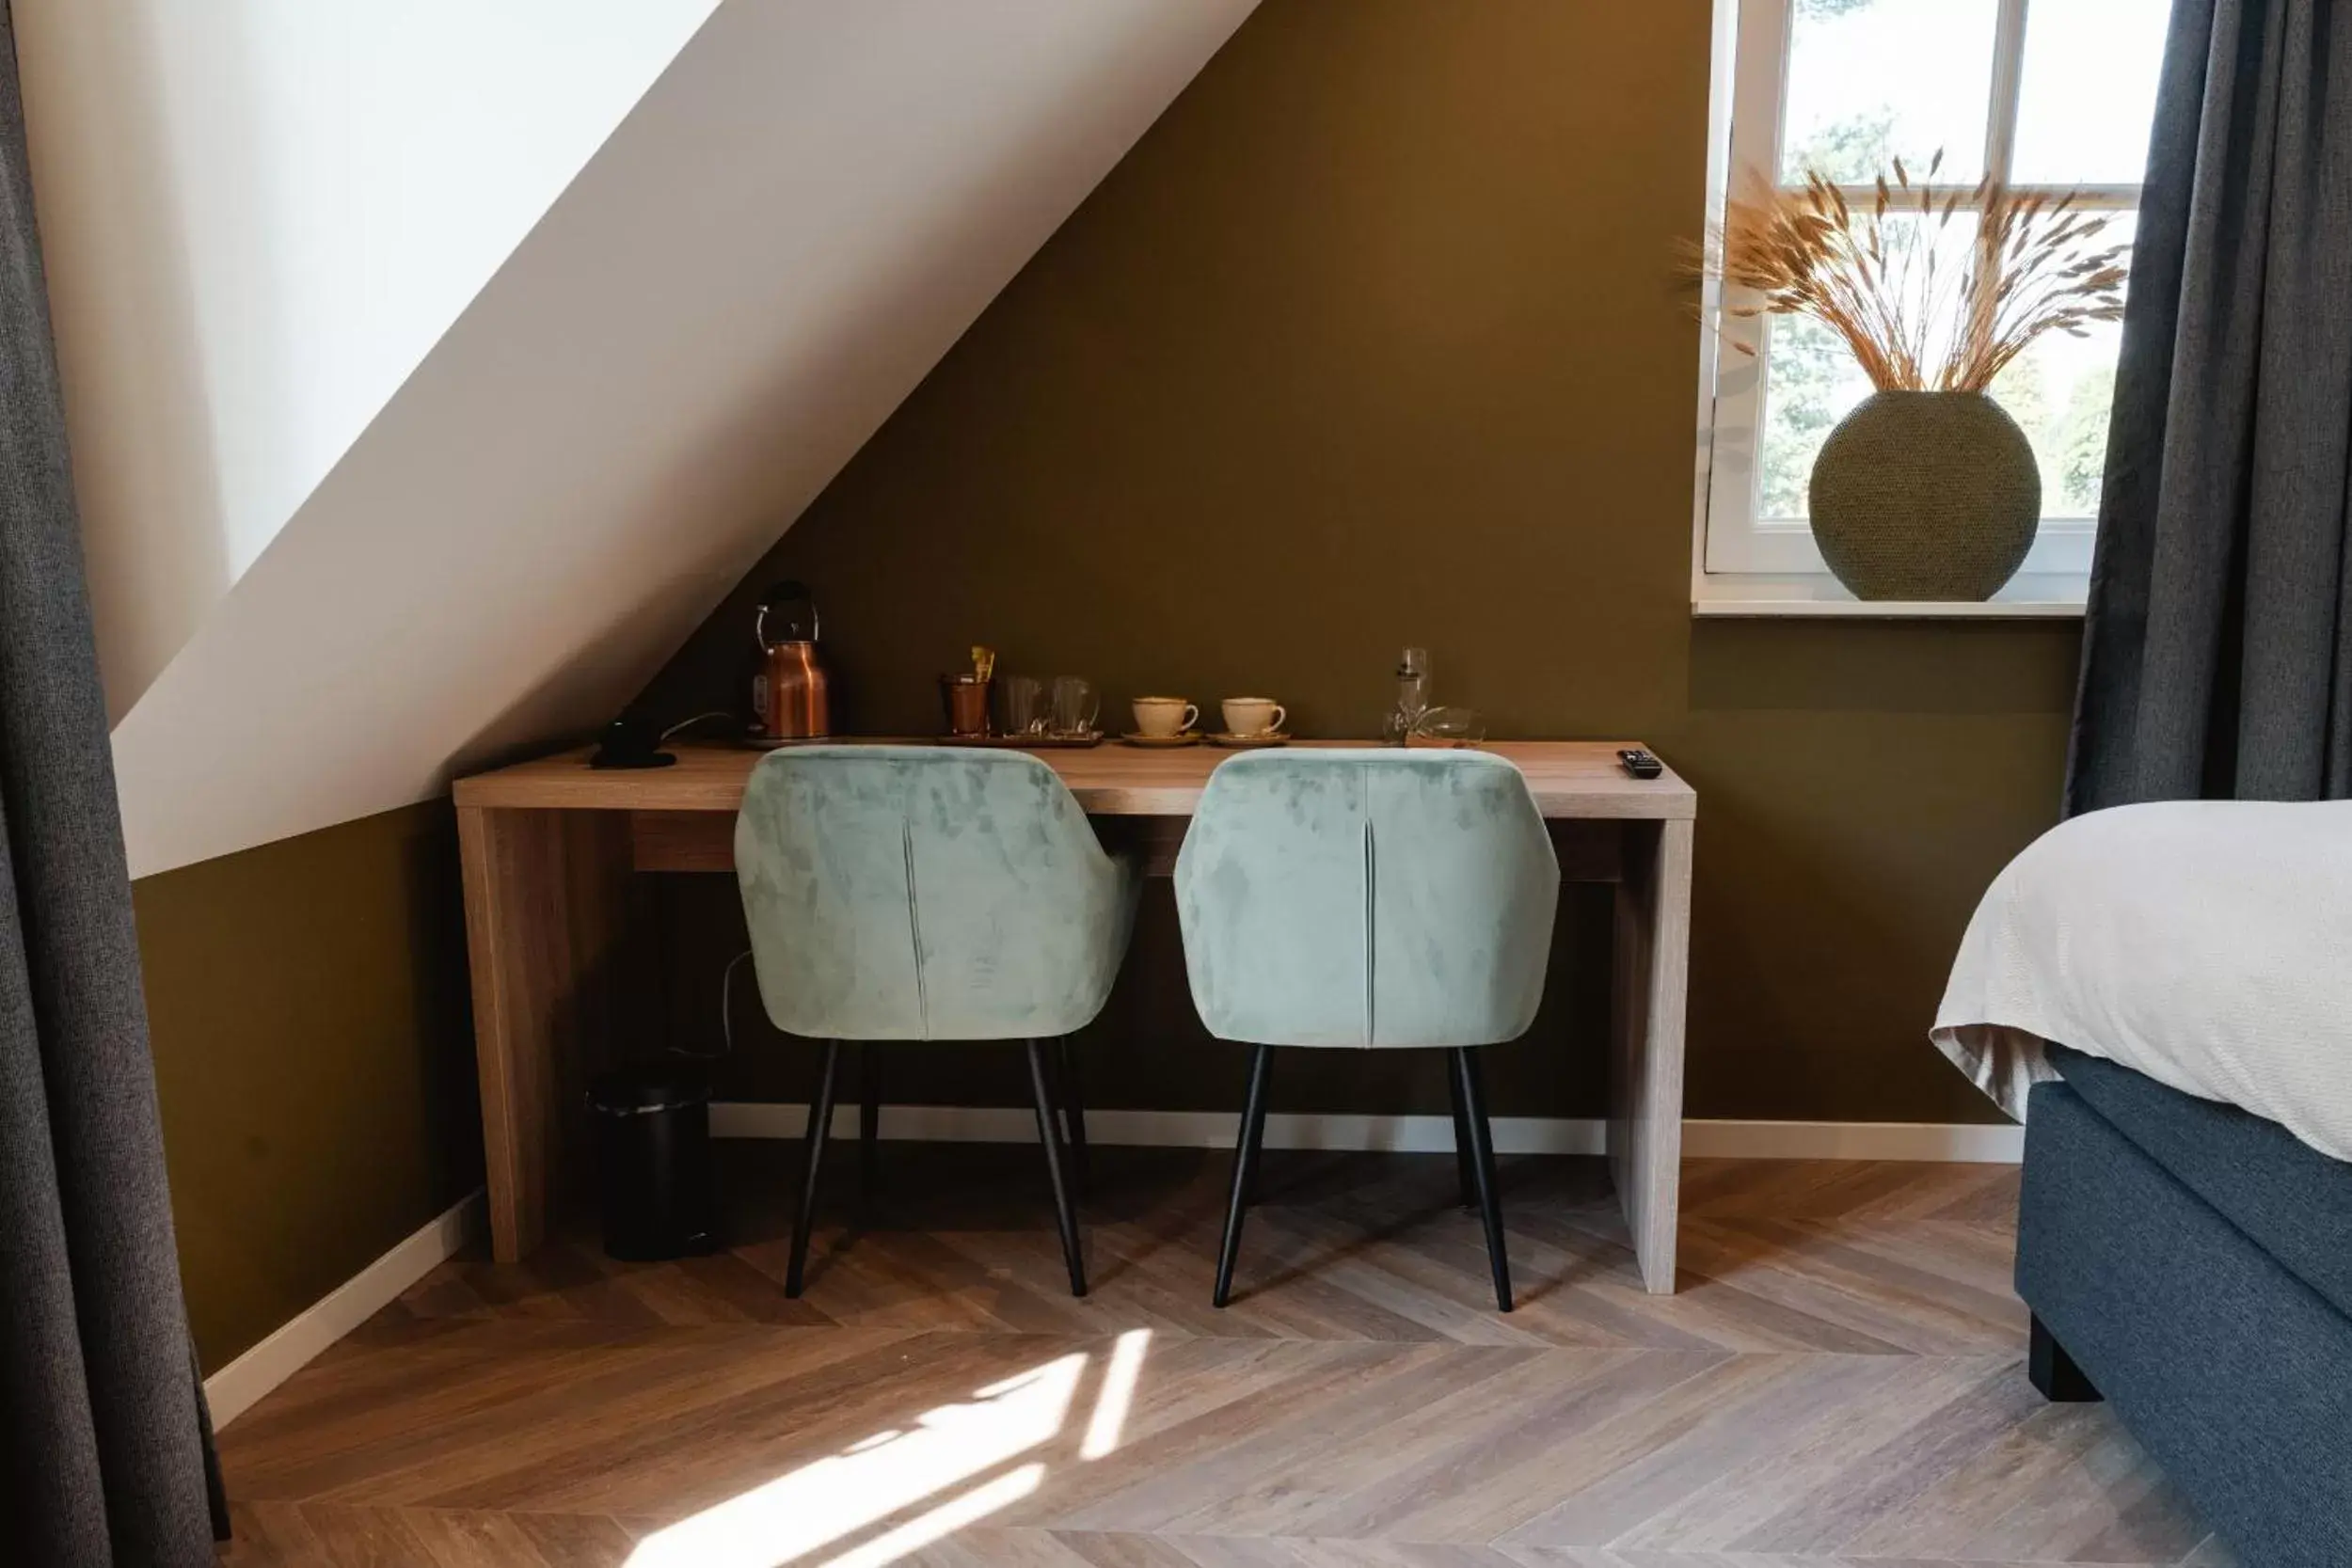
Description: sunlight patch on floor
xmin=822 ymin=1463 xmax=1043 ymax=1568
xmin=626 ymin=1329 xmax=1152 ymax=1568
xmin=1081 ymin=1329 xmax=1151 ymax=1460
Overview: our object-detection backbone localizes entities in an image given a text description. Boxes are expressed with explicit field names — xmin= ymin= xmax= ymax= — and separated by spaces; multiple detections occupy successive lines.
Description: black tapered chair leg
xmin=1025 ymin=1039 xmax=1088 ymax=1296
xmin=1214 ymin=1044 xmax=1276 ymax=1307
xmin=1446 ymin=1055 xmax=1476 ymax=1209
xmin=1244 ymin=1125 xmax=1263 ymax=1210
xmin=860 ymin=1043 xmax=882 ymax=1201
xmin=1452 ymin=1047 xmax=1513 ymax=1312
xmin=786 ymin=1039 xmax=843 ymax=1297
xmin=1056 ymin=1037 xmax=1091 ymax=1194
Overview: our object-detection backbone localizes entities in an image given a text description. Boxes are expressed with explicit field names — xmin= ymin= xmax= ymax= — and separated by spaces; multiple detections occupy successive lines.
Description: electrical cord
xmin=720 ymin=948 xmax=750 ymax=1056
xmin=668 ymin=948 xmax=753 ymax=1062
xmin=659 ymin=710 xmax=736 ymax=743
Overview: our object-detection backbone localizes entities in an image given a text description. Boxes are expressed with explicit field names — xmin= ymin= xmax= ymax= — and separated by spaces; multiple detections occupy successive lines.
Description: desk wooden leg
xmin=457 ymin=805 xmax=634 ymax=1262
xmin=1610 ymin=816 xmax=1692 ymax=1294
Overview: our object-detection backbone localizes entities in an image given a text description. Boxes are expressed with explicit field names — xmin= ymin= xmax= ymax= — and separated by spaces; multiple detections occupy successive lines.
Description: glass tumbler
xmin=998 ymin=675 xmax=1048 ymax=738
xmin=1049 ymin=676 xmax=1100 ymax=738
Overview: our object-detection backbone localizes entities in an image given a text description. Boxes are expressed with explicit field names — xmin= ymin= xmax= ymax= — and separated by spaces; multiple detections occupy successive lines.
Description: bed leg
xmin=2028 ymin=1314 xmax=2102 ymax=1402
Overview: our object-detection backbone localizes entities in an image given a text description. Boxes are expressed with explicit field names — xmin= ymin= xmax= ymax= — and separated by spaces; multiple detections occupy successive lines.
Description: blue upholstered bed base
xmin=2018 ymin=1070 xmax=2352 ymax=1567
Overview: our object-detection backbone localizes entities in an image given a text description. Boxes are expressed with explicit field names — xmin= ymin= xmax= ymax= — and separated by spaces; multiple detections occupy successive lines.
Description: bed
xmin=1934 ymin=800 xmax=2352 ymax=1567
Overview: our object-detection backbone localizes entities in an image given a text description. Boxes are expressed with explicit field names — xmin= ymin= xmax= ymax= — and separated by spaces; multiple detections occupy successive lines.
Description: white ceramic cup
xmin=1220 ymin=697 xmax=1287 ymax=737
xmin=1131 ymin=696 xmax=1200 ymax=737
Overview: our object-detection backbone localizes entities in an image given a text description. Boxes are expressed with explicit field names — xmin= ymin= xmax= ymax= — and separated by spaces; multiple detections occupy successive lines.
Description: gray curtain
xmin=2067 ymin=0 xmax=2352 ymax=812
xmin=0 ymin=8 xmax=226 ymax=1564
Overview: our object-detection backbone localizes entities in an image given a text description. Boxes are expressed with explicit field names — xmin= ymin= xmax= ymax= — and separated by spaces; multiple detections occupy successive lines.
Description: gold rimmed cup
xmin=1130 ymin=696 xmax=1199 ymax=738
xmin=1219 ymin=697 xmax=1287 ymax=738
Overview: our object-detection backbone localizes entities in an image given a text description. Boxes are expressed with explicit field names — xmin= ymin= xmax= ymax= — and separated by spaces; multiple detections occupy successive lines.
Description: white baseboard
xmin=709 ymin=1103 xmax=2023 ymax=1164
xmin=203 ymin=1189 xmax=483 ymax=1430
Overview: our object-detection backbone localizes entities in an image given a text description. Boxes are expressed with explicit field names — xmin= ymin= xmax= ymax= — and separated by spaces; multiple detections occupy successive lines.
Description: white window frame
xmin=1692 ymin=0 xmax=2139 ymax=614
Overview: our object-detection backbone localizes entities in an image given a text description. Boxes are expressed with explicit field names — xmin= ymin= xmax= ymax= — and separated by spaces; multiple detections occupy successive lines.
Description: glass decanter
xmin=1386 ymin=646 xmax=1431 ymax=744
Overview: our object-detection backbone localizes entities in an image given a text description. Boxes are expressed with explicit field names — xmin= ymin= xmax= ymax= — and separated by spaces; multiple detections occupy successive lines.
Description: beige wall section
xmin=642 ymin=0 xmax=2077 ymax=1126
xmin=135 ymin=802 xmax=478 ymax=1370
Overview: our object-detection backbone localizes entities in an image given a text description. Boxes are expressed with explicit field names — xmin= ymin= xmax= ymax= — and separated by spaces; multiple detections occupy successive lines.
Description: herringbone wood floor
xmin=215 ymin=1146 xmax=2228 ymax=1566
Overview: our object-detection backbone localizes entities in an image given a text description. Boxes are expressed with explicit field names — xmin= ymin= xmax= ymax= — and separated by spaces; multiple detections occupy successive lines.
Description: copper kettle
xmin=751 ymin=580 xmax=832 ymax=740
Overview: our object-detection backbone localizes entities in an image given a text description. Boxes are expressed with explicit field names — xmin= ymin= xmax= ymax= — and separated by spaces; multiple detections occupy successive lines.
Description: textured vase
xmin=1806 ymin=390 xmax=2041 ymax=601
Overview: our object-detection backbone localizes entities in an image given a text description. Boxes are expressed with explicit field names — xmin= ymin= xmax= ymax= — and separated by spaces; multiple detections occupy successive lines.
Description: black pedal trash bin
xmin=588 ymin=1062 xmax=718 ymax=1260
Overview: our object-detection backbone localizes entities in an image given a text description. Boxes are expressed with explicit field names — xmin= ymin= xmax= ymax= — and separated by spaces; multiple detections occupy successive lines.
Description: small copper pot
xmin=941 ymin=673 xmax=991 ymax=737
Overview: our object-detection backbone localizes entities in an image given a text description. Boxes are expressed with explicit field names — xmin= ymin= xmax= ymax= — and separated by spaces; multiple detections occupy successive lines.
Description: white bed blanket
xmin=1932 ymin=798 xmax=2352 ymax=1163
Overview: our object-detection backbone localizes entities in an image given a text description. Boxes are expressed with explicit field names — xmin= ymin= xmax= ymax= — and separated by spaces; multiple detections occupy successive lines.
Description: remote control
xmin=1617 ymin=747 xmax=1662 ymax=779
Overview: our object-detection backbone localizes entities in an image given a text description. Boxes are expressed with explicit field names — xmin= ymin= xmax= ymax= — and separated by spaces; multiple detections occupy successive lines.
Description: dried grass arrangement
xmin=1703 ymin=152 xmax=2129 ymax=393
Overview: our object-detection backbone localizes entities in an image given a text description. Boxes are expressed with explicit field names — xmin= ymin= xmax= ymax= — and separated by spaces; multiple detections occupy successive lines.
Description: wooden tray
xmin=740 ymin=733 xmax=1105 ymax=751
xmin=932 ymin=733 xmax=1106 ymax=749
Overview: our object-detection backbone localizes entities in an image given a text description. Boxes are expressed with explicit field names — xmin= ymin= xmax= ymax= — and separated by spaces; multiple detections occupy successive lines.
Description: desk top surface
xmin=455 ymin=739 xmax=1694 ymax=819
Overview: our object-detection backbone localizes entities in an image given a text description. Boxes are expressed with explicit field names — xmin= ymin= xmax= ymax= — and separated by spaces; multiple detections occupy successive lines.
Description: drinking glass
xmin=998 ymin=675 xmax=1048 ymax=738
xmin=1049 ymin=676 xmax=1100 ymax=738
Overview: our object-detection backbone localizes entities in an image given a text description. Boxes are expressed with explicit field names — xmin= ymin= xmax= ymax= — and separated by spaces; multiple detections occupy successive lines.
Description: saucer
xmin=1120 ymin=731 xmax=1202 ymax=748
xmin=1207 ymin=731 xmax=1290 ymax=749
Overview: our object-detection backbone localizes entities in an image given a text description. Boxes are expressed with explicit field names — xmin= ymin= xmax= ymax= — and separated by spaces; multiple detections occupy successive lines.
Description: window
xmin=1693 ymin=0 xmax=2170 ymax=612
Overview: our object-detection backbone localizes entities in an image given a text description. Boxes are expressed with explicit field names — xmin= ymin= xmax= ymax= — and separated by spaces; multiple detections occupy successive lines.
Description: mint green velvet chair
xmin=736 ymin=746 xmax=1140 ymax=1296
xmin=1173 ymin=749 xmax=1560 ymax=1310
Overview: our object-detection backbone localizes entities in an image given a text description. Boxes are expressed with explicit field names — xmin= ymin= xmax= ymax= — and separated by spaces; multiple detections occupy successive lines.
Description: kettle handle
xmin=754 ymin=598 xmax=821 ymax=649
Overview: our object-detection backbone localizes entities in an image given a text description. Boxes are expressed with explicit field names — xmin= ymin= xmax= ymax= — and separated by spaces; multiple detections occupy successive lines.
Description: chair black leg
xmin=2028 ymin=1314 xmax=2101 ymax=1402
xmin=786 ymin=1039 xmax=842 ymax=1297
xmin=1215 ymin=1044 xmax=1275 ymax=1307
xmin=1056 ymin=1037 xmax=1091 ymax=1194
xmin=1452 ymin=1047 xmax=1513 ymax=1312
xmin=860 ymin=1043 xmax=882 ymax=1200
xmin=1446 ymin=1054 xmax=1476 ymax=1209
xmin=1025 ymin=1040 xmax=1088 ymax=1297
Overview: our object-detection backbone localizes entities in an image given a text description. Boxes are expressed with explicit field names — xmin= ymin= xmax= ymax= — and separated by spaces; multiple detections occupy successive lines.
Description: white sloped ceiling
xmin=22 ymin=0 xmax=724 ymax=721
xmin=102 ymin=0 xmax=1260 ymax=879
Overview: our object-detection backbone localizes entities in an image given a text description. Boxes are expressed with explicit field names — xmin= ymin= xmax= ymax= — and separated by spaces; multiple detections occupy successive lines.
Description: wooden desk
xmin=453 ymin=740 xmax=1695 ymax=1290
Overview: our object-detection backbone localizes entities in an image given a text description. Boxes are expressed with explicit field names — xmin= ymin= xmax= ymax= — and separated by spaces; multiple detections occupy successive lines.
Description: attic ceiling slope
xmin=21 ymin=0 xmax=723 ymax=721
xmin=109 ymin=0 xmax=1262 ymax=879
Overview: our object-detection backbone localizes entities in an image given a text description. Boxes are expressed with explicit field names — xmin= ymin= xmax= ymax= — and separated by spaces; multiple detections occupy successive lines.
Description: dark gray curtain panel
xmin=2067 ymin=0 xmax=2352 ymax=812
xmin=0 ymin=8 xmax=225 ymax=1564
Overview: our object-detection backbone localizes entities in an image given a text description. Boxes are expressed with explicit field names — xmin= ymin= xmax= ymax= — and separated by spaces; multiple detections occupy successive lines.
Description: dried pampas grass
xmin=1698 ymin=151 xmax=2129 ymax=393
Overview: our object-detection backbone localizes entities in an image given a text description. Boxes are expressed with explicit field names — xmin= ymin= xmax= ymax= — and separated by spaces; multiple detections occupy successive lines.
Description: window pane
xmin=2012 ymin=0 xmax=2169 ymax=185
xmin=1780 ymin=0 xmax=1999 ymax=185
xmin=1990 ymin=212 xmax=2136 ymax=517
xmin=1757 ymin=313 xmax=1875 ymax=521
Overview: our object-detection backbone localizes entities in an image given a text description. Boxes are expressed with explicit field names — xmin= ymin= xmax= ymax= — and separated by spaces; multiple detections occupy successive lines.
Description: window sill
xmin=1692 ymin=571 xmax=2087 ymax=620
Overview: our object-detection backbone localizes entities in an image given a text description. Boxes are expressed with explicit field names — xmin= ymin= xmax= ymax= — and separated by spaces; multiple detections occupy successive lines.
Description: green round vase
xmin=1806 ymin=390 xmax=2041 ymax=601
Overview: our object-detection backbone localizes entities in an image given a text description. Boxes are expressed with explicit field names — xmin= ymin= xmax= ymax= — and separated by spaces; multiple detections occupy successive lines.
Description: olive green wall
xmin=135 ymin=800 xmax=478 ymax=1370
xmin=640 ymin=0 xmax=2078 ymax=1126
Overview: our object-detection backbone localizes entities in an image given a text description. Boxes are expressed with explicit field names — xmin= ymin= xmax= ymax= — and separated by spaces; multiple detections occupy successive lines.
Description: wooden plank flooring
xmin=215 ymin=1146 xmax=2227 ymax=1566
